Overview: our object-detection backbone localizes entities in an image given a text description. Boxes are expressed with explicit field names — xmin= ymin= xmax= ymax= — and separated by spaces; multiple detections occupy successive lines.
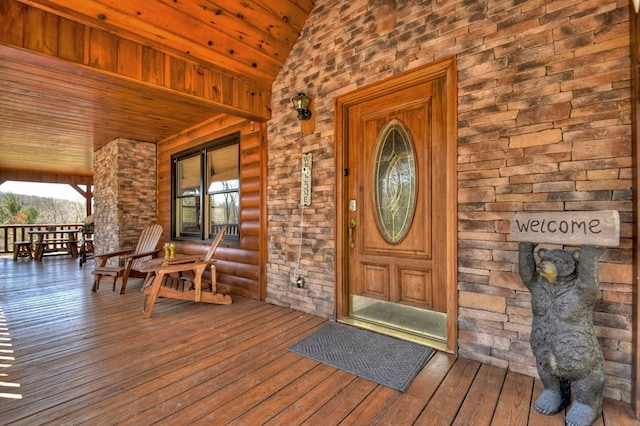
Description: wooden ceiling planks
xmin=0 ymin=46 xmax=228 ymax=175
xmin=0 ymin=0 xmax=314 ymax=179
xmin=18 ymin=0 xmax=315 ymax=88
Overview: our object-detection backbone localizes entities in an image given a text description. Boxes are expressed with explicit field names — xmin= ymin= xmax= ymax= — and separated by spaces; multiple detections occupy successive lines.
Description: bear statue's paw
xmin=565 ymin=401 xmax=600 ymax=426
xmin=534 ymin=389 xmax=569 ymax=415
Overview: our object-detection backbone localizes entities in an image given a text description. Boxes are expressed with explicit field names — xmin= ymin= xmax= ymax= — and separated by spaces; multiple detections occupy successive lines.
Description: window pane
xmin=207 ymin=144 xmax=239 ymax=192
xmin=373 ymin=119 xmax=416 ymax=244
xmin=208 ymin=179 xmax=239 ymax=192
xmin=209 ymin=192 xmax=240 ymax=238
xmin=207 ymin=142 xmax=240 ymax=239
xmin=177 ymin=155 xmax=201 ymax=196
xmin=178 ymin=196 xmax=201 ymax=236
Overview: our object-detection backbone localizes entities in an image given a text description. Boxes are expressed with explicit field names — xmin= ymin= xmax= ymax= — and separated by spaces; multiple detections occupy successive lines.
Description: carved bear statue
xmin=518 ymin=242 xmax=605 ymax=426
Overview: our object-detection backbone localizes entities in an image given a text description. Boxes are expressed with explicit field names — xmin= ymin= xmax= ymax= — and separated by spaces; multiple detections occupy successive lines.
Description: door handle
xmin=349 ymin=218 xmax=356 ymax=249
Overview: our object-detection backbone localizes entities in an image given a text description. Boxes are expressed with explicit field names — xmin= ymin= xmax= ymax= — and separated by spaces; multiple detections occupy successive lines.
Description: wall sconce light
xmin=291 ymin=93 xmax=312 ymax=121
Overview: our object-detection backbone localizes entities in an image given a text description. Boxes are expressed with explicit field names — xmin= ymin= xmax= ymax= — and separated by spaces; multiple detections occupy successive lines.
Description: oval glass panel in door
xmin=373 ymin=119 xmax=417 ymax=244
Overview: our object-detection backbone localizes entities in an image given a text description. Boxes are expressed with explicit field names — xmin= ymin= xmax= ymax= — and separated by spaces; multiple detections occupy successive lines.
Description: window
xmin=373 ymin=119 xmax=416 ymax=244
xmin=172 ymin=133 xmax=240 ymax=242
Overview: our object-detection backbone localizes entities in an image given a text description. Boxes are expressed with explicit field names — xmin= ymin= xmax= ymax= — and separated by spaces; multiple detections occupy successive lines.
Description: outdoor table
xmin=29 ymin=229 xmax=80 ymax=261
xmin=139 ymin=254 xmax=203 ymax=286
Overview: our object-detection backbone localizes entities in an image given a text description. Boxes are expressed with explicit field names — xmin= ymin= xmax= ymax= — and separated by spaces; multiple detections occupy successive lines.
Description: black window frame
xmin=171 ymin=132 xmax=240 ymax=244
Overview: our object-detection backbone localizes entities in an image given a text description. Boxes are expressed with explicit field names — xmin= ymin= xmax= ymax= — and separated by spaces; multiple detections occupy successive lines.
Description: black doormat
xmin=288 ymin=322 xmax=434 ymax=392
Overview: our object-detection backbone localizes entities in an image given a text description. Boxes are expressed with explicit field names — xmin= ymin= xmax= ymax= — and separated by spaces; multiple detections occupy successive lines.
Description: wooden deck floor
xmin=0 ymin=256 xmax=637 ymax=425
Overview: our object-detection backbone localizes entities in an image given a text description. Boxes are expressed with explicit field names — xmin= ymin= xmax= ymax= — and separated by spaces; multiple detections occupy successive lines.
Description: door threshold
xmin=339 ymin=317 xmax=452 ymax=353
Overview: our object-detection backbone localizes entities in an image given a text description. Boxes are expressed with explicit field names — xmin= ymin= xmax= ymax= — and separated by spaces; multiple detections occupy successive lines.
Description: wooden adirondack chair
xmin=92 ymin=224 xmax=163 ymax=294
xmin=140 ymin=225 xmax=231 ymax=318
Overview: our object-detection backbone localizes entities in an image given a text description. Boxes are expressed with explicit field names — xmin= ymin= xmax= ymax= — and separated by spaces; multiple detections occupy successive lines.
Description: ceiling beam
xmin=0 ymin=168 xmax=93 ymax=186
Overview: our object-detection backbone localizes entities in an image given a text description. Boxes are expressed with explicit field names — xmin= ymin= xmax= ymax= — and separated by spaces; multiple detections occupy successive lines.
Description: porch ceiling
xmin=0 ymin=0 xmax=314 ymax=181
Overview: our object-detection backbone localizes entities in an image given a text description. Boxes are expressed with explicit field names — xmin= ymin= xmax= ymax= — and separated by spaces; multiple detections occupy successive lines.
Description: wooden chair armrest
xmin=140 ymin=261 xmax=209 ymax=274
xmin=94 ymin=247 xmax=135 ymax=259
xmin=121 ymin=248 xmax=163 ymax=261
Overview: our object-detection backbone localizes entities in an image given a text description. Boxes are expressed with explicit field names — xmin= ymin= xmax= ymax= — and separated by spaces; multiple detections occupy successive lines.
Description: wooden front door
xmin=349 ymin=81 xmax=444 ymax=307
xmin=336 ymin=58 xmax=457 ymax=352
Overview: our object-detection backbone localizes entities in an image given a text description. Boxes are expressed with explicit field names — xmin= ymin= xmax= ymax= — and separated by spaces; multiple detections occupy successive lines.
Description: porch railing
xmin=0 ymin=224 xmax=82 ymax=254
xmin=1 ymin=223 xmax=242 ymax=254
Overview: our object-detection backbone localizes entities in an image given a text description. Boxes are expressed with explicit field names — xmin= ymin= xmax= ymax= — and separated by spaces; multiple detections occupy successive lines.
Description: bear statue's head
xmin=536 ymin=248 xmax=580 ymax=283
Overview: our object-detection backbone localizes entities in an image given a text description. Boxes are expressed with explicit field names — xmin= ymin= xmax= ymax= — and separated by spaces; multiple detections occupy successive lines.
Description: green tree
xmin=23 ymin=206 xmax=39 ymax=223
xmin=0 ymin=193 xmax=24 ymax=224
xmin=0 ymin=192 xmax=82 ymax=224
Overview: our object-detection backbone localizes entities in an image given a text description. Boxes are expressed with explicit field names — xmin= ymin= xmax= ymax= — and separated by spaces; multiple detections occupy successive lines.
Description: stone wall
xmin=267 ymin=0 xmax=633 ymax=402
xmin=94 ymin=138 xmax=157 ymax=259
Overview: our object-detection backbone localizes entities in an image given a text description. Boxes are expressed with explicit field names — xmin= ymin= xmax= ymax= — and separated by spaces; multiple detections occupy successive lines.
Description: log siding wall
xmin=266 ymin=0 xmax=634 ymax=404
xmin=156 ymin=117 xmax=265 ymax=300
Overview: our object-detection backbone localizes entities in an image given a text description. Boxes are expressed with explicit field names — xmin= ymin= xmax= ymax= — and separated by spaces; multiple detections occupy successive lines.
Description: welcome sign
xmin=511 ymin=210 xmax=620 ymax=247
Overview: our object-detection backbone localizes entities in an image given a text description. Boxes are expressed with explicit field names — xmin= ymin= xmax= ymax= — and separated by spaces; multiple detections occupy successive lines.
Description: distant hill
xmin=0 ymin=192 xmax=87 ymax=225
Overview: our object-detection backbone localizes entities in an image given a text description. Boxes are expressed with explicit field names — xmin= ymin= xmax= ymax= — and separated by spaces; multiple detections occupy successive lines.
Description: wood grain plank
xmin=23 ymin=6 xmax=59 ymax=55
xmin=492 ymin=370 xmax=534 ymax=426
xmin=226 ymin=363 xmax=338 ymax=425
xmin=453 ymin=363 xmax=507 ymax=426
xmin=88 ymin=26 xmax=117 ymax=72
xmin=7 ymin=297 xmax=258 ymax=385
xmin=375 ymin=351 xmax=457 ymax=424
xmin=263 ymin=369 xmax=358 ymax=425
xmin=300 ymin=377 xmax=378 ymax=425
xmin=191 ymin=356 xmax=322 ymax=425
xmin=61 ymin=313 xmax=324 ymax=425
xmin=339 ymin=385 xmax=401 ymax=425
xmin=58 ymin=17 xmax=84 ymax=62
xmin=117 ymin=38 xmax=142 ymax=79
xmin=141 ymin=345 xmax=319 ymax=424
xmin=414 ymin=357 xmax=481 ymax=425
xmin=4 ymin=299 xmax=280 ymax=423
xmin=141 ymin=45 xmax=165 ymax=86
xmin=0 ymin=0 xmax=24 ymax=46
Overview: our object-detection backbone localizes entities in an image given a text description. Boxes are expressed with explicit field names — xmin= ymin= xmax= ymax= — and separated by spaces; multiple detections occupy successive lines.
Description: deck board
xmin=453 ymin=363 xmax=507 ymax=425
xmin=492 ymin=370 xmax=534 ymax=426
xmin=300 ymin=377 xmax=378 ymax=425
xmin=339 ymin=385 xmax=401 ymax=425
xmin=415 ymin=358 xmax=481 ymax=425
xmin=375 ymin=352 xmax=457 ymax=424
xmin=229 ymin=363 xmax=339 ymax=425
xmin=0 ymin=256 xmax=637 ymax=425
xmin=263 ymin=369 xmax=357 ymax=424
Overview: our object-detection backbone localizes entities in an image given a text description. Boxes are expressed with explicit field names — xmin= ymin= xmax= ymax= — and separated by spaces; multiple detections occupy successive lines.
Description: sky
xmin=0 ymin=181 xmax=85 ymax=202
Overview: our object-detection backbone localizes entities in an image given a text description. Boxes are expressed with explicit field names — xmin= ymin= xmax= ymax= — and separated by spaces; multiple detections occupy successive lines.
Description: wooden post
xmin=70 ymin=184 xmax=93 ymax=217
